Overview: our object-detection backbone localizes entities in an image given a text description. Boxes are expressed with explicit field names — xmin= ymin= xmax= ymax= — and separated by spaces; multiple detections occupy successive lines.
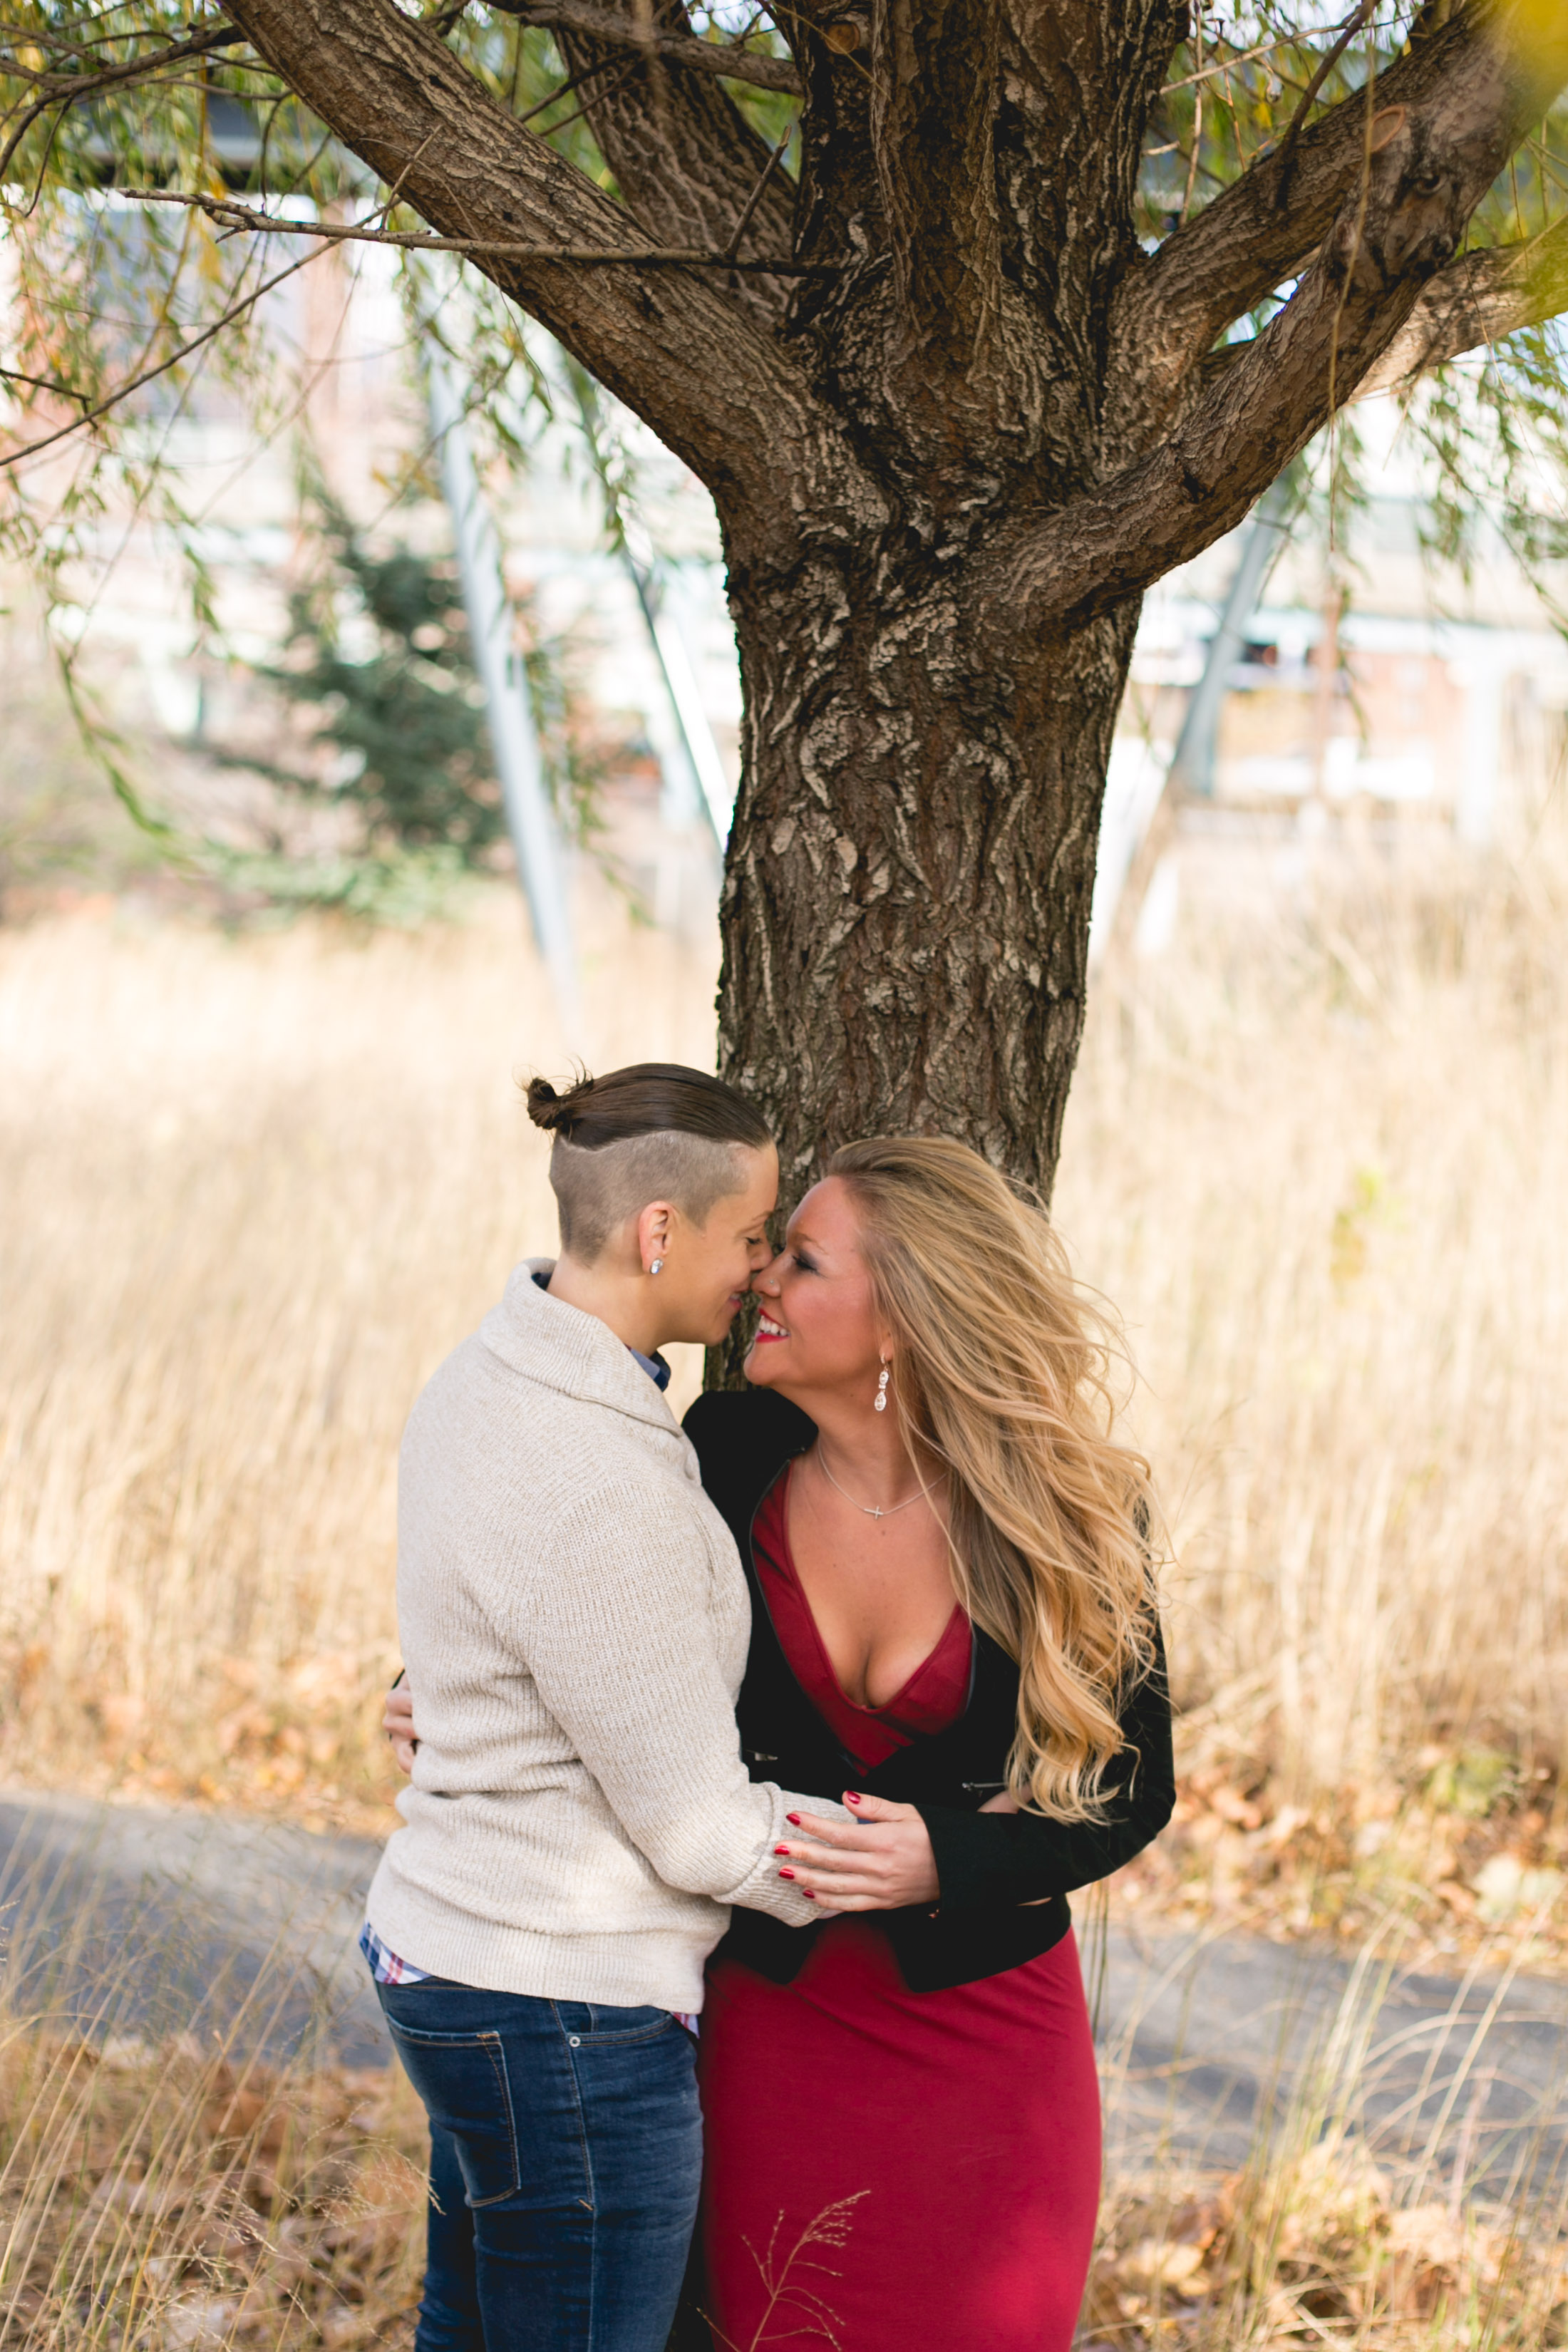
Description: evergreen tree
xmin=265 ymin=493 xmax=503 ymax=866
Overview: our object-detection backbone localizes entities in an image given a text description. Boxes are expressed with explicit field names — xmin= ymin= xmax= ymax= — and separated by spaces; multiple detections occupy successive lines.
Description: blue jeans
xmin=377 ymin=1978 xmax=702 ymax=2352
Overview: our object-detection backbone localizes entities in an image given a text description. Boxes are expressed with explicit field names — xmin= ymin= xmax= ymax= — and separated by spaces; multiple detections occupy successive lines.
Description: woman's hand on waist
xmin=384 ymin=1679 xmax=418 ymax=1775
xmin=773 ymin=1790 xmax=939 ymax=1914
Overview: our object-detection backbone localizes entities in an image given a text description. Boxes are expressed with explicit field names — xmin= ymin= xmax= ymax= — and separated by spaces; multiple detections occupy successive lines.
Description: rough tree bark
xmin=220 ymin=0 xmax=1568 ymax=1201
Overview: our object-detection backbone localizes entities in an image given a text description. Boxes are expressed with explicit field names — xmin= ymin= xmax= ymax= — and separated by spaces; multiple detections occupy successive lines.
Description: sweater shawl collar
xmin=480 ymin=1258 xmax=686 ymax=1443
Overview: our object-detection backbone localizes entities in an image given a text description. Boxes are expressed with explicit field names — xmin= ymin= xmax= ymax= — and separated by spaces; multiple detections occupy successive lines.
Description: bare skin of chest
xmin=786 ymin=1463 xmax=957 ymax=1710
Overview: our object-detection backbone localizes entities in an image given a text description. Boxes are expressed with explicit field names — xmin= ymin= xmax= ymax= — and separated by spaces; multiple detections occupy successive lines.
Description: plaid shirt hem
xmin=359 ymin=1922 xmax=698 ymax=2033
xmin=359 ymin=1920 xmax=431 ymax=1985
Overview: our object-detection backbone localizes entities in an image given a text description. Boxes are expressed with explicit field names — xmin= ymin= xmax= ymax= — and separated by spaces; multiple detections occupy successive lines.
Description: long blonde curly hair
xmin=829 ymin=1135 xmax=1157 ymax=1822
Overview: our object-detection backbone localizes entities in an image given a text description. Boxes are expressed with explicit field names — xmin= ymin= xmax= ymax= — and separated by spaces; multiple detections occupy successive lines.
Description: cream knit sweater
xmin=364 ymin=1260 xmax=828 ymax=2013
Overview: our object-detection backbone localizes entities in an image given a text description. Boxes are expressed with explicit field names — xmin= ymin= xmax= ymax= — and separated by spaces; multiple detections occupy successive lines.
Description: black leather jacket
xmin=686 ymin=1386 xmax=1175 ymax=1993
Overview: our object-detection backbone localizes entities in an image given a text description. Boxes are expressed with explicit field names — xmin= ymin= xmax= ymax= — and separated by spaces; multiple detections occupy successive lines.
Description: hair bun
xmin=526 ymin=1072 xmax=594 ymax=1136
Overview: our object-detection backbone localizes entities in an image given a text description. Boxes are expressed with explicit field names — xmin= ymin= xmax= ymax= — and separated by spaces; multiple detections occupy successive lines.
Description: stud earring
xmin=650 ymin=1258 xmax=664 ymax=1276
xmin=874 ymin=1362 xmax=889 ymax=1413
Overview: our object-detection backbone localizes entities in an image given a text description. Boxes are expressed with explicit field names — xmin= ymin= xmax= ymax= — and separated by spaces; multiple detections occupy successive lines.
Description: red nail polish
xmin=846 ymin=1793 xmax=863 ymax=1805
xmin=778 ymin=1867 xmax=795 ymax=1879
xmin=786 ymin=1814 xmax=801 ymax=1826
xmin=774 ymin=1846 xmax=791 ymax=1856
xmin=803 ymin=1889 xmax=816 ymax=1900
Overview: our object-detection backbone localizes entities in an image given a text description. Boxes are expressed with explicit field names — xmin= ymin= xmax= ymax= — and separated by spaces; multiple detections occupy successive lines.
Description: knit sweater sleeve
xmin=506 ymin=1492 xmax=835 ymax=1929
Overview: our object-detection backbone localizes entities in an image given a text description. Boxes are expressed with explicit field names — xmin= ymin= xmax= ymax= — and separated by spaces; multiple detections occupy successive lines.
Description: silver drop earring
xmin=874 ymin=1362 xmax=889 ymax=1412
xmin=650 ymin=1258 xmax=664 ymax=1276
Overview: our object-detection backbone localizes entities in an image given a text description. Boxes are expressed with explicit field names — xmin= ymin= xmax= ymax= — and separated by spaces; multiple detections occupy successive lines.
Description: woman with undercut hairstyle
xmin=364 ymin=1063 xmax=849 ymax=2352
xmin=684 ymin=1136 xmax=1174 ymax=2352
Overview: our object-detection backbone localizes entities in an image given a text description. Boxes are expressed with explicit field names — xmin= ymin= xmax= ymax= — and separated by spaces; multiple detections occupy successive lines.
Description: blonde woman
xmin=684 ymin=1136 xmax=1174 ymax=2352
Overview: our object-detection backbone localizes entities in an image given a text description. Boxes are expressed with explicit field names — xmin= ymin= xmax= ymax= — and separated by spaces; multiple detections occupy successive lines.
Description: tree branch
xmin=872 ymin=0 xmax=1000 ymax=367
xmin=541 ymin=0 xmax=800 ymax=333
xmin=0 ymin=20 xmax=244 ymax=182
xmin=779 ymin=0 xmax=886 ymax=316
xmin=1353 ymin=213 xmax=1568 ymax=394
xmin=1270 ymin=0 xmax=1376 ymax=210
xmin=118 ymin=185 xmax=822 ymax=267
xmin=490 ymin=1 xmax=800 ymax=92
xmin=1115 ymin=0 xmax=1520 ymax=393
xmin=220 ymin=0 xmax=856 ymax=525
xmin=992 ymin=60 xmax=1568 ymax=631
xmin=992 ymin=0 xmax=1185 ymax=388
xmin=723 ymin=123 xmax=793 ymax=258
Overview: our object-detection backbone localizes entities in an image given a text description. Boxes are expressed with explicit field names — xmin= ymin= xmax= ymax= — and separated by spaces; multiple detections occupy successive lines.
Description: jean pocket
xmin=555 ymin=2002 xmax=676 ymax=2048
xmin=386 ymin=2023 xmax=521 ymax=2207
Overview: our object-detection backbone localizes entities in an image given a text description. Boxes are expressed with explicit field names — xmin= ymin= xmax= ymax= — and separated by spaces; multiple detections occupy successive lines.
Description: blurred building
xmin=6 ymin=206 xmax=1565 ymax=943
xmin=1123 ymin=396 xmax=1568 ymax=842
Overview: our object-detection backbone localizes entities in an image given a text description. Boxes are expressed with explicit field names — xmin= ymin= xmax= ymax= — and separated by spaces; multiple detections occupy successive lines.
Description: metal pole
xmin=562 ymin=366 xmax=731 ymax=849
xmin=426 ymin=348 xmax=582 ymax=1027
xmin=621 ymin=540 xmax=732 ymax=848
xmin=1456 ymin=659 xmax=1502 ymax=847
xmin=1168 ymin=478 xmax=1293 ymax=799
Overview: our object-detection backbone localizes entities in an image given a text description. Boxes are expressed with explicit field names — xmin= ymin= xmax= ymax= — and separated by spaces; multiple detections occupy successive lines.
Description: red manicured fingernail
xmin=774 ymin=1845 xmax=791 ymax=1856
xmin=846 ymin=1793 xmax=863 ymax=1805
xmin=778 ymin=1867 xmax=795 ymax=1879
xmin=786 ymin=1813 xmax=801 ymax=1825
xmin=803 ymin=1889 xmax=816 ymax=1900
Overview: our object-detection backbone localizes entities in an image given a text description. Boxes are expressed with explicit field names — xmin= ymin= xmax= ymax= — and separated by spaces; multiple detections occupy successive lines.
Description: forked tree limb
xmin=219 ymin=0 xmax=866 ymax=524
xmin=1115 ymin=0 xmax=1524 ymax=388
xmin=991 ymin=0 xmax=1185 ymax=372
xmin=991 ymin=71 xmax=1564 ymax=631
xmin=1269 ymin=0 xmax=1376 ymax=208
xmin=1353 ymin=212 xmax=1568 ymax=394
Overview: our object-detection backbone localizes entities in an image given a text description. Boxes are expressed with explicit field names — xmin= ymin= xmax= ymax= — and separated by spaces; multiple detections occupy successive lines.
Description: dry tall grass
xmin=0 ymin=2026 xmax=428 ymax=2348
xmin=1 ymin=822 xmax=1567 ymax=1844
xmin=4 ymin=1882 xmax=1564 ymax=2351
xmin=0 ymin=880 xmax=718 ymax=1824
xmin=1057 ymin=822 xmax=1568 ymax=1800
xmin=0 ymin=1843 xmax=430 ymax=2349
xmin=4 ymin=832 xmax=1568 ymax=2351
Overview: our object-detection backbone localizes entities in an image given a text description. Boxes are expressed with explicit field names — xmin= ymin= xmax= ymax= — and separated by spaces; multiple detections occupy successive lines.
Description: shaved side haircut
xmin=525 ymin=1063 xmax=772 ymax=1264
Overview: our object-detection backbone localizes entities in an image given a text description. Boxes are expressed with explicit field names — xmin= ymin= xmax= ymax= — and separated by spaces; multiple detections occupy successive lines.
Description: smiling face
xmin=647 ymin=1143 xmax=780 ymax=1348
xmin=744 ymin=1175 xmax=892 ymax=1410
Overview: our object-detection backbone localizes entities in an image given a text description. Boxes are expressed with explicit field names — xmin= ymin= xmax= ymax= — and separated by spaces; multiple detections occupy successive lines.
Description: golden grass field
xmin=0 ymin=877 xmax=716 ymax=1819
xmin=4 ymin=819 xmax=1568 ymax=2348
xmin=4 ymin=831 xmax=1565 ymax=1864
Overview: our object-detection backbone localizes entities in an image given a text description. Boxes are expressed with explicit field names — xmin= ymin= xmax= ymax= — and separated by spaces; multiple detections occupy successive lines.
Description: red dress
xmin=697 ymin=1470 xmax=1102 ymax=2352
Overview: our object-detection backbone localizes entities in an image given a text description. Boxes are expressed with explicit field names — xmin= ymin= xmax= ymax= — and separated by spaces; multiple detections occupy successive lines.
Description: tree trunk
xmin=718 ymin=555 xmax=1140 ymax=1197
xmin=210 ymin=0 xmax=1568 ymax=1227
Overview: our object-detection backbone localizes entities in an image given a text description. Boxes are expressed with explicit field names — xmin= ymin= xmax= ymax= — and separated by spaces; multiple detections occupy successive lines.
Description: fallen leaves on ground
xmin=1085 ymin=2145 xmax=1568 ymax=2349
xmin=1113 ymin=1743 xmax=1568 ymax=1981
xmin=0 ymin=2027 xmax=426 ymax=2349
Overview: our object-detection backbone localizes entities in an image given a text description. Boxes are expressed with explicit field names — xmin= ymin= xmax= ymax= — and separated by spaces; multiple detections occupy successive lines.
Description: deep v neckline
xmin=751 ymin=1464 xmax=972 ymax=1770
xmin=784 ymin=1465 xmax=964 ymax=1716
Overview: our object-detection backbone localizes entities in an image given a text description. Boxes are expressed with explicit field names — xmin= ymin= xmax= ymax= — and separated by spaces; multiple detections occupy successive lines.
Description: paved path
xmin=0 ymin=1785 xmax=387 ymax=2068
xmin=1091 ymin=1914 xmax=1568 ymax=2199
xmin=4 ymin=1789 xmax=1564 ymax=2199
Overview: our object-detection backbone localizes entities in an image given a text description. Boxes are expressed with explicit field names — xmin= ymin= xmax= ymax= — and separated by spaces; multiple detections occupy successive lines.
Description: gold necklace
xmin=812 ymin=1445 xmax=943 ymax=1522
